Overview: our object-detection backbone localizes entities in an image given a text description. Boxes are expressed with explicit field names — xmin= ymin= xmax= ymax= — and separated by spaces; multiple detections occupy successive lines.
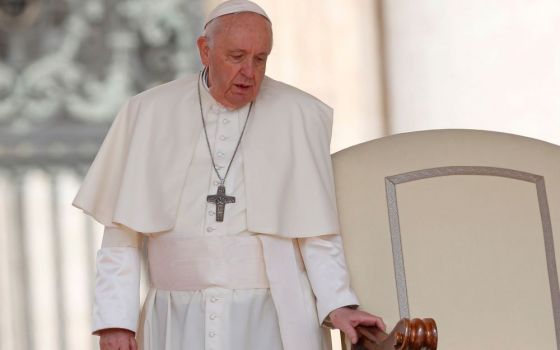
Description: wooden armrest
xmin=354 ymin=318 xmax=437 ymax=350
xmin=325 ymin=318 xmax=438 ymax=350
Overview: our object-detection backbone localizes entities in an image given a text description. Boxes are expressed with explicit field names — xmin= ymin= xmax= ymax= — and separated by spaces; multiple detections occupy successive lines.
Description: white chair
xmin=332 ymin=130 xmax=560 ymax=349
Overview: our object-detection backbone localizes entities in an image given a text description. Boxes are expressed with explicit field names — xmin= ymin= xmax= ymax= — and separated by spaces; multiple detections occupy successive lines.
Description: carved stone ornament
xmin=0 ymin=0 xmax=203 ymax=166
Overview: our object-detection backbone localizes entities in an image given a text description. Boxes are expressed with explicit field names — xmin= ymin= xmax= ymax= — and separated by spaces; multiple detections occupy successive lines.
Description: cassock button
xmin=219 ymin=135 xmax=227 ymax=141
xmin=209 ymin=331 xmax=216 ymax=337
xmin=210 ymin=313 xmax=217 ymax=320
xmin=217 ymin=151 xmax=224 ymax=157
xmin=208 ymin=210 xmax=215 ymax=216
xmin=206 ymin=227 xmax=215 ymax=232
xmin=211 ymin=297 xmax=218 ymax=303
xmin=222 ymin=119 xmax=230 ymax=124
xmin=213 ymin=180 xmax=220 ymax=186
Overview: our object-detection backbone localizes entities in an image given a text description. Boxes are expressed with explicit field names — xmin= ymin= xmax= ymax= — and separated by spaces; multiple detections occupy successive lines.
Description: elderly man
xmin=73 ymin=1 xmax=385 ymax=349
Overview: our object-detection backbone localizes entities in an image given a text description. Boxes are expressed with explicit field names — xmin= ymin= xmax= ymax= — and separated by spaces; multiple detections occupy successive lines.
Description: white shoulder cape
xmin=73 ymin=74 xmax=340 ymax=237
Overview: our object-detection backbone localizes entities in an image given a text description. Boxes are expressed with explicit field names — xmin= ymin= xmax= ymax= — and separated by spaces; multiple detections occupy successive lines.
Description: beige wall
xmin=383 ymin=0 xmax=560 ymax=145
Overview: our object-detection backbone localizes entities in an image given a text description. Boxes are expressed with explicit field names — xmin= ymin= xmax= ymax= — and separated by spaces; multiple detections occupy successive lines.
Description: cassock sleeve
xmin=298 ymin=234 xmax=359 ymax=323
xmin=92 ymin=226 xmax=141 ymax=334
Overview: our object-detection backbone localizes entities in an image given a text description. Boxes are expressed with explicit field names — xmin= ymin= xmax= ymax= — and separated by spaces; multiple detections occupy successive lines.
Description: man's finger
xmin=130 ymin=336 xmax=138 ymax=350
xmin=351 ymin=315 xmax=385 ymax=328
xmin=341 ymin=324 xmax=359 ymax=344
xmin=376 ymin=317 xmax=387 ymax=331
xmin=100 ymin=341 xmax=123 ymax=350
xmin=357 ymin=315 xmax=386 ymax=331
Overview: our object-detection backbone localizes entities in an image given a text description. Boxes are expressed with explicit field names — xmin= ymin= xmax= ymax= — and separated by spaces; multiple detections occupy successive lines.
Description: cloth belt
xmin=147 ymin=235 xmax=270 ymax=291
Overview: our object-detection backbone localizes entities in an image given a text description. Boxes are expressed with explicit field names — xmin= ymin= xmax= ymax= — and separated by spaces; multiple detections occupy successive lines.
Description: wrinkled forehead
xmin=206 ymin=12 xmax=273 ymax=50
xmin=209 ymin=11 xmax=272 ymax=33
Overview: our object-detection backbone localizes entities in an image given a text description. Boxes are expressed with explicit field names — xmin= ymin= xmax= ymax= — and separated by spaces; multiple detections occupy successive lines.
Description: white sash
xmin=148 ymin=235 xmax=269 ymax=291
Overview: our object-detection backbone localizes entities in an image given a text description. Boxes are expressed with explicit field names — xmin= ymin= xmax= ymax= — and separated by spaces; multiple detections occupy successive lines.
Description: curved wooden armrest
xmin=353 ymin=318 xmax=437 ymax=350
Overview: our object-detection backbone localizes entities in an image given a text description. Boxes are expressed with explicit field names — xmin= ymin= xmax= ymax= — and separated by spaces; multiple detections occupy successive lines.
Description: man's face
xmin=197 ymin=13 xmax=273 ymax=110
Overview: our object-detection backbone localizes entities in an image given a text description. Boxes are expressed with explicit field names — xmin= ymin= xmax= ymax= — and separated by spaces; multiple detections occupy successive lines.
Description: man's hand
xmin=329 ymin=307 xmax=386 ymax=344
xmin=98 ymin=328 xmax=137 ymax=350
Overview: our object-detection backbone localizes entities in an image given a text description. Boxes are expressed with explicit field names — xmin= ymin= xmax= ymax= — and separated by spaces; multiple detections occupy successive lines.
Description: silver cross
xmin=207 ymin=185 xmax=235 ymax=222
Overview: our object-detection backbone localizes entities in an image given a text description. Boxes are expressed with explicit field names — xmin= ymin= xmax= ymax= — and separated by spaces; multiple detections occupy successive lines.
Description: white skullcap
xmin=204 ymin=0 xmax=270 ymax=28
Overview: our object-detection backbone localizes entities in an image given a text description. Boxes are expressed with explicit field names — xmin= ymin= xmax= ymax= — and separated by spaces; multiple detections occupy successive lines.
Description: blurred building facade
xmin=0 ymin=1 xmax=203 ymax=349
xmin=0 ymin=1 xmax=559 ymax=349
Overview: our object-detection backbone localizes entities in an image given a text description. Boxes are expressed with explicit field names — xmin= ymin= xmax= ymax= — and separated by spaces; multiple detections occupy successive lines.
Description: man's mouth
xmin=234 ymin=83 xmax=252 ymax=90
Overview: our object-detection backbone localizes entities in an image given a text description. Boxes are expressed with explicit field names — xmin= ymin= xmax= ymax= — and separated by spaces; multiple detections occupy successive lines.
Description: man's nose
xmin=240 ymin=58 xmax=256 ymax=78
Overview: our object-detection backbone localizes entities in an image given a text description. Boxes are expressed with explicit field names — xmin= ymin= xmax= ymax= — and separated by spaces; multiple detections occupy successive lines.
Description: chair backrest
xmin=332 ymin=130 xmax=560 ymax=349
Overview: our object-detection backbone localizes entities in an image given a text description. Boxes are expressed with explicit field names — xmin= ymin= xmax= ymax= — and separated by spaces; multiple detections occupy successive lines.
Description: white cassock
xmin=74 ymin=74 xmax=360 ymax=350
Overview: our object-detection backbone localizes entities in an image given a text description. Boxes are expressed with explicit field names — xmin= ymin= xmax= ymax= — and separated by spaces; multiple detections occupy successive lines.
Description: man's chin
xmin=226 ymin=94 xmax=256 ymax=110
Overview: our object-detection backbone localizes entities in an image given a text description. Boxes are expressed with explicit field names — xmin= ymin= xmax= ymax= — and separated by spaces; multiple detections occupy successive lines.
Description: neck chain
xmin=197 ymin=71 xmax=253 ymax=222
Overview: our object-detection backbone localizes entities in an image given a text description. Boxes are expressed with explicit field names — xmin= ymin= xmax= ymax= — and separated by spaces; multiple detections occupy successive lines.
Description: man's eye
xmin=231 ymin=55 xmax=243 ymax=60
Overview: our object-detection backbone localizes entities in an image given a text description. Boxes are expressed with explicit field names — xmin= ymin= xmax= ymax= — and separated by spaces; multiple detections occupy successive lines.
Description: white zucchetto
xmin=204 ymin=0 xmax=271 ymax=28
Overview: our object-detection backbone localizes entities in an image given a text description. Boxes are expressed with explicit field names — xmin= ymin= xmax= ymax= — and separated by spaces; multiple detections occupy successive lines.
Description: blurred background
xmin=0 ymin=0 xmax=559 ymax=349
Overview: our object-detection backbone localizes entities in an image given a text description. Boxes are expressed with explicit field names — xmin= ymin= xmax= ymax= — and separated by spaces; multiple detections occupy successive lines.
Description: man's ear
xmin=197 ymin=36 xmax=210 ymax=66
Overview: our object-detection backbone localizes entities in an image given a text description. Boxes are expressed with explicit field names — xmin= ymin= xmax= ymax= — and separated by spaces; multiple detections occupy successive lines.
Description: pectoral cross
xmin=207 ymin=185 xmax=235 ymax=222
